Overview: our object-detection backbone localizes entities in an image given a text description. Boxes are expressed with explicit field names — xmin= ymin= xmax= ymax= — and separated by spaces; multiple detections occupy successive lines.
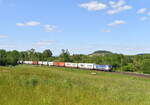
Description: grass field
xmin=0 ymin=65 xmax=150 ymax=105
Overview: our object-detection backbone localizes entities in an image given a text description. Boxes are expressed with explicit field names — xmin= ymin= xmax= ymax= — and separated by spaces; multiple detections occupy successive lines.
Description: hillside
xmin=0 ymin=65 xmax=150 ymax=105
xmin=89 ymin=50 xmax=113 ymax=56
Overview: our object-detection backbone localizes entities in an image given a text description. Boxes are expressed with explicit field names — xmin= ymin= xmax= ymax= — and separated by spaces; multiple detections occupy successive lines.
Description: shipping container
xmin=20 ymin=61 xmax=23 ymax=64
xmin=26 ymin=61 xmax=30 ymax=64
xmin=58 ymin=62 xmax=65 ymax=67
xmin=24 ymin=61 xmax=28 ymax=64
xmin=65 ymin=62 xmax=78 ymax=68
xmin=38 ymin=61 xmax=43 ymax=65
xmin=53 ymin=62 xmax=65 ymax=67
xmin=78 ymin=63 xmax=94 ymax=69
xmin=94 ymin=65 xmax=112 ymax=71
xmin=28 ymin=61 xmax=33 ymax=65
xmin=24 ymin=61 xmax=32 ymax=64
xmin=53 ymin=62 xmax=59 ymax=66
xmin=48 ymin=62 xmax=53 ymax=66
xmin=32 ymin=61 xmax=38 ymax=65
xmin=43 ymin=61 xmax=48 ymax=66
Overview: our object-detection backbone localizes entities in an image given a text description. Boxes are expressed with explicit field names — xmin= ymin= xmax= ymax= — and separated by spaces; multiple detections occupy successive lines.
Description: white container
xmin=65 ymin=62 xmax=78 ymax=68
xmin=43 ymin=61 xmax=48 ymax=65
xmin=24 ymin=61 xmax=31 ymax=64
xmin=24 ymin=61 xmax=28 ymax=64
xmin=48 ymin=62 xmax=53 ymax=66
xmin=38 ymin=61 xmax=43 ymax=65
xmin=28 ymin=61 xmax=33 ymax=64
xmin=20 ymin=61 xmax=23 ymax=64
xmin=78 ymin=63 xmax=94 ymax=69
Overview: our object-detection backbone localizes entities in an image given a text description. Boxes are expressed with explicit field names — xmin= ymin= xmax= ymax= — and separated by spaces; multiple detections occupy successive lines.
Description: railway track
xmin=112 ymin=71 xmax=150 ymax=78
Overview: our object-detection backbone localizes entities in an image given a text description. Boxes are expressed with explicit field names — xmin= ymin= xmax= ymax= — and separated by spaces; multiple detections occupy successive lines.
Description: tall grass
xmin=0 ymin=65 xmax=150 ymax=105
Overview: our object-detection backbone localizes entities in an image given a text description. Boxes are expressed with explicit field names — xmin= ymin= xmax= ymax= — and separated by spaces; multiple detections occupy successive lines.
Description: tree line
xmin=0 ymin=49 xmax=150 ymax=74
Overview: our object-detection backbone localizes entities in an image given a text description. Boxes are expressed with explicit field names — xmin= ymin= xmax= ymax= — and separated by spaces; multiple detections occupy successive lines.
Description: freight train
xmin=18 ymin=61 xmax=112 ymax=71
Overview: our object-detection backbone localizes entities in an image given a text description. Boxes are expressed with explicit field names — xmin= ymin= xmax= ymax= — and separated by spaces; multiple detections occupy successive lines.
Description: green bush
xmin=140 ymin=59 xmax=150 ymax=74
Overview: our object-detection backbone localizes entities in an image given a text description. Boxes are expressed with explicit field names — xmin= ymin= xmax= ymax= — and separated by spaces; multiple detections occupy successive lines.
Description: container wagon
xmin=78 ymin=63 xmax=94 ymax=69
xmin=53 ymin=62 xmax=65 ymax=67
xmin=65 ymin=62 xmax=78 ymax=68
xmin=32 ymin=61 xmax=38 ymax=65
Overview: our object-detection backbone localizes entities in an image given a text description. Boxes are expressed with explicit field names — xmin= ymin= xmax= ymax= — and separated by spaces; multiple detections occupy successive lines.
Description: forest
xmin=0 ymin=48 xmax=150 ymax=74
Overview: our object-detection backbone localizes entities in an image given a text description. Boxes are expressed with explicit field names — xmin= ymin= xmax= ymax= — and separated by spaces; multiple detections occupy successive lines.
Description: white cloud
xmin=36 ymin=40 xmax=54 ymax=46
xmin=0 ymin=35 xmax=8 ymax=38
xmin=16 ymin=21 xmax=60 ymax=32
xmin=102 ymin=29 xmax=112 ymax=33
xmin=137 ymin=8 xmax=147 ymax=14
xmin=109 ymin=0 xmax=125 ymax=8
xmin=140 ymin=17 xmax=148 ymax=21
xmin=147 ymin=12 xmax=150 ymax=16
xmin=108 ymin=20 xmax=126 ymax=26
xmin=107 ymin=0 xmax=132 ymax=14
xmin=79 ymin=1 xmax=107 ymax=11
xmin=16 ymin=21 xmax=41 ymax=26
xmin=107 ymin=5 xmax=132 ymax=14
xmin=44 ymin=25 xmax=56 ymax=32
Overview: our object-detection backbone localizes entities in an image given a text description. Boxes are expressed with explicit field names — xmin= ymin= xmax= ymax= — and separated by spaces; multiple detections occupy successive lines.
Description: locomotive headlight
xmin=106 ymin=66 xmax=109 ymax=70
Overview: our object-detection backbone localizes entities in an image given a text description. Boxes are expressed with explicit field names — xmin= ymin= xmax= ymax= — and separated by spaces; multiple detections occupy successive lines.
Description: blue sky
xmin=0 ymin=0 xmax=150 ymax=55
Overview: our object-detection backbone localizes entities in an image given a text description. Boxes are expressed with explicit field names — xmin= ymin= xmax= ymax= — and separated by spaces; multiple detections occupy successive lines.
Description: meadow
xmin=0 ymin=65 xmax=150 ymax=105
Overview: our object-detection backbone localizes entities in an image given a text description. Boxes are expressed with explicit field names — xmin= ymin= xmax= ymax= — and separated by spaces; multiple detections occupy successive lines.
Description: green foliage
xmin=140 ymin=59 xmax=150 ymax=74
xmin=0 ymin=49 xmax=7 ymax=65
xmin=0 ymin=50 xmax=20 ymax=66
xmin=43 ymin=49 xmax=53 ymax=60
xmin=0 ymin=49 xmax=54 ymax=66
xmin=19 ymin=77 xmax=39 ymax=87
xmin=122 ymin=63 xmax=135 ymax=72
xmin=93 ymin=50 xmax=112 ymax=54
xmin=59 ymin=49 xmax=72 ymax=62
xmin=6 ymin=50 xmax=19 ymax=66
xmin=71 ymin=54 xmax=85 ymax=63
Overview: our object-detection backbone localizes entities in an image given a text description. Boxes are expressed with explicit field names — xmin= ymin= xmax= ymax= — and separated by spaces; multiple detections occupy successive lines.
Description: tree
xmin=140 ymin=59 xmax=150 ymax=74
xmin=0 ymin=49 xmax=6 ymax=65
xmin=122 ymin=63 xmax=134 ymax=72
xmin=6 ymin=50 xmax=19 ymax=66
xmin=42 ymin=49 xmax=53 ymax=60
xmin=59 ymin=49 xmax=71 ymax=62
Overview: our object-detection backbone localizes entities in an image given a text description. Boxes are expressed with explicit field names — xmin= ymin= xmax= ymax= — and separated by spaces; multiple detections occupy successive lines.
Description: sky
xmin=0 ymin=0 xmax=150 ymax=55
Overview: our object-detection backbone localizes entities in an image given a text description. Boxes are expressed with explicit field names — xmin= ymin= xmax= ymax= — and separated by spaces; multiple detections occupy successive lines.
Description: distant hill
xmin=137 ymin=53 xmax=150 ymax=55
xmin=89 ymin=50 xmax=113 ymax=56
